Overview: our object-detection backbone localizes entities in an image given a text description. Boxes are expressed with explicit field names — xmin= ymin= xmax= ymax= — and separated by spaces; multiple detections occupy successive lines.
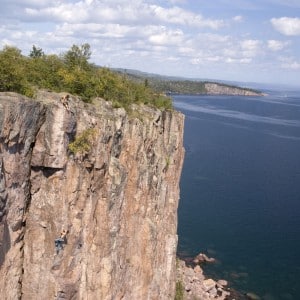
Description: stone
xmin=246 ymin=292 xmax=261 ymax=300
xmin=209 ymin=287 xmax=217 ymax=298
xmin=217 ymin=279 xmax=228 ymax=287
xmin=194 ymin=265 xmax=202 ymax=273
xmin=193 ymin=252 xmax=216 ymax=264
xmin=203 ymin=278 xmax=216 ymax=292
xmin=185 ymin=267 xmax=195 ymax=277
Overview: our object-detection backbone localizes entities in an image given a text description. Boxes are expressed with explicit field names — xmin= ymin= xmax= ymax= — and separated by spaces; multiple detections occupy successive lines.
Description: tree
xmin=0 ymin=46 xmax=33 ymax=96
xmin=29 ymin=45 xmax=44 ymax=58
xmin=27 ymin=53 xmax=64 ymax=91
xmin=144 ymin=78 xmax=149 ymax=87
xmin=63 ymin=43 xmax=92 ymax=70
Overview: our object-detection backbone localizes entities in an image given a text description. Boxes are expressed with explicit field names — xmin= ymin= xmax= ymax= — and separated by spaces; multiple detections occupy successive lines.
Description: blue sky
xmin=1 ymin=0 xmax=300 ymax=86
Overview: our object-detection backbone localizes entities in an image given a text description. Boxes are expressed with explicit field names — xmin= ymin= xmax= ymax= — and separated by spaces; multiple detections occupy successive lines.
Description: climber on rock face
xmin=60 ymin=95 xmax=70 ymax=111
xmin=54 ymin=229 xmax=68 ymax=254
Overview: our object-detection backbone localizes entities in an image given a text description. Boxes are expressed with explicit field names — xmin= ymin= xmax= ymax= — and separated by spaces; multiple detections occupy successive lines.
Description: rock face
xmin=0 ymin=91 xmax=185 ymax=300
xmin=204 ymin=83 xmax=262 ymax=96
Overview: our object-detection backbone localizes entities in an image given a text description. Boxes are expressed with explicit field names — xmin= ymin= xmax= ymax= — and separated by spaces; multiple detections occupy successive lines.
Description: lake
xmin=173 ymin=91 xmax=300 ymax=300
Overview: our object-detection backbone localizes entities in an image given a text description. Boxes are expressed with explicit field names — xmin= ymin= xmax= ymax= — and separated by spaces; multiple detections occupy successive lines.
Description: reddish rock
xmin=0 ymin=91 xmax=185 ymax=300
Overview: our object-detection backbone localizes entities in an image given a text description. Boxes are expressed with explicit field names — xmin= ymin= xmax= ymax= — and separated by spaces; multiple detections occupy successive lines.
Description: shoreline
xmin=176 ymin=253 xmax=260 ymax=300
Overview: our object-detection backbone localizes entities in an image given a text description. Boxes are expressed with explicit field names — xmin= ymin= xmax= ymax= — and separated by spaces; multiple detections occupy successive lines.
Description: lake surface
xmin=173 ymin=91 xmax=300 ymax=300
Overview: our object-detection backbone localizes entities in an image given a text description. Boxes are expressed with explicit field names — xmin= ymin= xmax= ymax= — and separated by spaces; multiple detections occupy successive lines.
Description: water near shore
xmin=174 ymin=91 xmax=300 ymax=300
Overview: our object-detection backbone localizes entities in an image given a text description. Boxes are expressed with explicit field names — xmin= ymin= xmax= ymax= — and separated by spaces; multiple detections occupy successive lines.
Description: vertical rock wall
xmin=0 ymin=91 xmax=184 ymax=300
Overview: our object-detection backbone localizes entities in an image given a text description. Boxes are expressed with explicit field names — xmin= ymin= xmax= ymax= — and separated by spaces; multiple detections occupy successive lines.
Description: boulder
xmin=217 ymin=279 xmax=228 ymax=287
xmin=203 ymin=278 xmax=216 ymax=292
xmin=193 ymin=253 xmax=216 ymax=264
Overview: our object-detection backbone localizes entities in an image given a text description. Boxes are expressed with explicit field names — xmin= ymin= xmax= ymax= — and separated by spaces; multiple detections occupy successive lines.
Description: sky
xmin=1 ymin=0 xmax=300 ymax=87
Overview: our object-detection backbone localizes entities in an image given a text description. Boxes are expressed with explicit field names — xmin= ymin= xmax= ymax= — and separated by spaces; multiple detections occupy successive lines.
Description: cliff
xmin=0 ymin=91 xmax=185 ymax=299
xmin=204 ymin=83 xmax=262 ymax=96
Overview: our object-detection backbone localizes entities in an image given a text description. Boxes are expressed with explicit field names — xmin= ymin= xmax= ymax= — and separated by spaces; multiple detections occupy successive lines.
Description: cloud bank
xmin=0 ymin=0 xmax=300 ymax=85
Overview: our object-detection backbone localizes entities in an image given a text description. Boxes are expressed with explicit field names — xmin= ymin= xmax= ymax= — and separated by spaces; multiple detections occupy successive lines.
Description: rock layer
xmin=0 ymin=91 xmax=185 ymax=300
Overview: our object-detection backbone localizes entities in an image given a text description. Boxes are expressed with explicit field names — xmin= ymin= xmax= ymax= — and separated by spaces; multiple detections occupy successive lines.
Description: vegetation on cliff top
xmin=0 ymin=44 xmax=172 ymax=110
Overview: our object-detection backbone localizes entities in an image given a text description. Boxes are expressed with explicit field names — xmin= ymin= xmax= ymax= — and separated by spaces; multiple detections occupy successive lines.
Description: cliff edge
xmin=0 ymin=91 xmax=184 ymax=299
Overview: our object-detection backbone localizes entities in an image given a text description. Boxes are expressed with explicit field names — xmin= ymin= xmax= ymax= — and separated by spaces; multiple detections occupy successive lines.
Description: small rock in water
xmin=217 ymin=279 xmax=228 ymax=287
xmin=246 ymin=292 xmax=261 ymax=300
xmin=193 ymin=252 xmax=216 ymax=264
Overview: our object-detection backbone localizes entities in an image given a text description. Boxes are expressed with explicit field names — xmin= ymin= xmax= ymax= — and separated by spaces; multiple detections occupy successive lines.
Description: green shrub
xmin=68 ymin=128 xmax=97 ymax=155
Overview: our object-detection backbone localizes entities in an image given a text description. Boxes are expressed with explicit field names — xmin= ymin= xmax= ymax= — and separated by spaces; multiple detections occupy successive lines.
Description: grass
xmin=175 ymin=281 xmax=184 ymax=300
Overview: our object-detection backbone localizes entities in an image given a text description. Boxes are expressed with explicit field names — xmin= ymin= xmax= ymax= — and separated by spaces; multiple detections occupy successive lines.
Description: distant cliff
xmin=0 ymin=91 xmax=184 ymax=299
xmin=204 ymin=82 xmax=262 ymax=96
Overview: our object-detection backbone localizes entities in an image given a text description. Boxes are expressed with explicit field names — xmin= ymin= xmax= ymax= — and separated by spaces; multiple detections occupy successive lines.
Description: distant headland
xmin=115 ymin=68 xmax=265 ymax=97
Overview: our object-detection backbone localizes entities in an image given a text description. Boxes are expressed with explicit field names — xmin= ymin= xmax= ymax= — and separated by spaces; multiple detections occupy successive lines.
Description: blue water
xmin=174 ymin=92 xmax=300 ymax=300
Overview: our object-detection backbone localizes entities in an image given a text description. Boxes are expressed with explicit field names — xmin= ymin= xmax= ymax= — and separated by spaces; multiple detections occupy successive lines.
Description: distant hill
xmin=113 ymin=68 xmax=264 ymax=96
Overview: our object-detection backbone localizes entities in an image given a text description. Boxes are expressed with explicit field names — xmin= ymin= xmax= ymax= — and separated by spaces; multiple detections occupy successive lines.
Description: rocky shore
xmin=176 ymin=258 xmax=230 ymax=299
xmin=176 ymin=253 xmax=260 ymax=300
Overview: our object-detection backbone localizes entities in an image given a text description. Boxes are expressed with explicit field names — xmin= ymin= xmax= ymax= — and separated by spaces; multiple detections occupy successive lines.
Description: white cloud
xmin=225 ymin=57 xmax=252 ymax=64
xmin=178 ymin=46 xmax=194 ymax=55
xmin=271 ymin=17 xmax=300 ymax=36
xmin=241 ymin=39 xmax=260 ymax=50
xmin=166 ymin=55 xmax=180 ymax=61
xmin=7 ymin=1 xmax=224 ymax=30
xmin=150 ymin=5 xmax=224 ymax=29
xmin=232 ymin=15 xmax=243 ymax=22
xmin=279 ymin=56 xmax=300 ymax=70
xmin=57 ymin=23 xmax=134 ymax=39
xmin=2 ymin=0 xmax=52 ymax=8
xmin=282 ymin=61 xmax=300 ymax=69
xmin=148 ymin=28 xmax=184 ymax=46
xmin=167 ymin=0 xmax=187 ymax=4
xmin=267 ymin=40 xmax=289 ymax=51
xmin=240 ymin=39 xmax=261 ymax=57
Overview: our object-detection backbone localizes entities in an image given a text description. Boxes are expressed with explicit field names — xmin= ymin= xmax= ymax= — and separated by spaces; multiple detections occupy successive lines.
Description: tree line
xmin=0 ymin=44 xmax=172 ymax=110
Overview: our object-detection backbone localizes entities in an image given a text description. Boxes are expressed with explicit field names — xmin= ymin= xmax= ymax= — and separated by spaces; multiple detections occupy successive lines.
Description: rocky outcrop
xmin=193 ymin=253 xmax=216 ymax=264
xmin=0 ymin=91 xmax=185 ymax=299
xmin=204 ymin=83 xmax=263 ymax=96
xmin=176 ymin=259 xmax=230 ymax=300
